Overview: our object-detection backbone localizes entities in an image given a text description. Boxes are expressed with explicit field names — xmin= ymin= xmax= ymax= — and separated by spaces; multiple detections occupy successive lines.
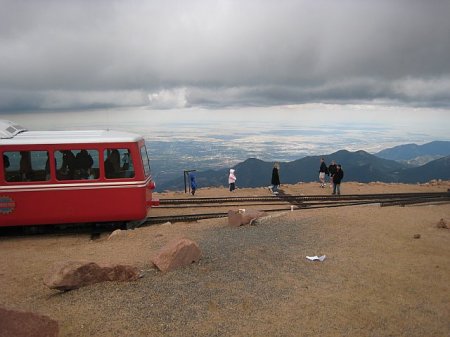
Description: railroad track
xmin=158 ymin=192 xmax=449 ymax=204
xmin=145 ymin=191 xmax=450 ymax=224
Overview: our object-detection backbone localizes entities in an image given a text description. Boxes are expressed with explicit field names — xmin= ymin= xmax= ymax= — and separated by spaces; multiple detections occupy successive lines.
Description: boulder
xmin=44 ymin=261 xmax=140 ymax=291
xmin=0 ymin=307 xmax=59 ymax=337
xmin=227 ymin=209 xmax=266 ymax=226
xmin=152 ymin=238 xmax=201 ymax=272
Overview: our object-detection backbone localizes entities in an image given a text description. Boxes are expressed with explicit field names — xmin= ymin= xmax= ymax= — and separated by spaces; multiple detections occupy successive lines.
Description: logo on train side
xmin=0 ymin=196 xmax=15 ymax=214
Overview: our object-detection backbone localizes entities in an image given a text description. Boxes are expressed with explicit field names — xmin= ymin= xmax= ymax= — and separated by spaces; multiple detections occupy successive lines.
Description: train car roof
xmin=0 ymin=120 xmax=27 ymax=139
xmin=0 ymin=120 xmax=143 ymax=145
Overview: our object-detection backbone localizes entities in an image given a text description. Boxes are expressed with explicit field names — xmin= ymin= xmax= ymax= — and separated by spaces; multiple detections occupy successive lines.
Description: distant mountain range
xmin=158 ymin=147 xmax=450 ymax=191
xmin=399 ymin=155 xmax=450 ymax=183
xmin=375 ymin=141 xmax=450 ymax=166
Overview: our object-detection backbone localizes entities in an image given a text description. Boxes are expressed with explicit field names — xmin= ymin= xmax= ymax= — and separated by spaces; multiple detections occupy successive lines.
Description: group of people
xmin=225 ymin=159 xmax=343 ymax=196
xmin=188 ymin=158 xmax=344 ymax=196
xmin=227 ymin=163 xmax=281 ymax=194
xmin=58 ymin=149 xmax=94 ymax=180
xmin=319 ymin=158 xmax=344 ymax=195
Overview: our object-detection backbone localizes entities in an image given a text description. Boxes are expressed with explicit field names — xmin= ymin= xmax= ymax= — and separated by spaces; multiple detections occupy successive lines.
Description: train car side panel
xmin=0 ymin=183 xmax=148 ymax=226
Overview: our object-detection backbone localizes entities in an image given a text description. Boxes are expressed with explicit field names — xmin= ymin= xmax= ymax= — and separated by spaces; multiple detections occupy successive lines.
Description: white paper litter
xmin=306 ymin=255 xmax=326 ymax=262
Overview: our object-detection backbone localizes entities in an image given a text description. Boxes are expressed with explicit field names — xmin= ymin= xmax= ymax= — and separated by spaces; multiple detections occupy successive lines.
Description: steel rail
xmin=158 ymin=192 xmax=449 ymax=205
xmin=156 ymin=196 xmax=449 ymax=209
xmin=145 ymin=195 xmax=450 ymax=225
xmin=157 ymin=194 xmax=450 ymax=209
xmin=157 ymin=200 xmax=296 ymax=208
xmin=156 ymin=194 xmax=450 ymax=214
xmin=144 ymin=207 xmax=294 ymax=225
xmin=380 ymin=197 xmax=450 ymax=207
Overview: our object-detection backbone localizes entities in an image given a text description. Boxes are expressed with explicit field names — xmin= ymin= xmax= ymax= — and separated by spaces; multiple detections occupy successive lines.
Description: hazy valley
xmin=147 ymin=140 xmax=450 ymax=191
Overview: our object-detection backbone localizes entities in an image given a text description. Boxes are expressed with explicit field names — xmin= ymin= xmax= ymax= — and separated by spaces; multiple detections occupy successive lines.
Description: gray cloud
xmin=1 ymin=0 xmax=450 ymax=113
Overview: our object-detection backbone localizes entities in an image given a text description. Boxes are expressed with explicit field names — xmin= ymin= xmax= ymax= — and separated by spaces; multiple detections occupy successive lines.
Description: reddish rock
xmin=227 ymin=209 xmax=266 ymax=226
xmin=0 ymin=307 xmax=59 ymax=337
xmin=152 ymin=238 xmax=201 ymax=272
xmin=44 ymin=261 xmax=140 ymax=291
xmin=103 ymin=264 xmax=141 ymax=282
xmin=228 ymin=210 xmax=243 ymax=227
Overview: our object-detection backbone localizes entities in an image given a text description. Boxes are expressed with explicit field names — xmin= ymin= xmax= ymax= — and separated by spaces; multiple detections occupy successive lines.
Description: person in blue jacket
xmin=189 ymin=172 xmax=197 ymax=196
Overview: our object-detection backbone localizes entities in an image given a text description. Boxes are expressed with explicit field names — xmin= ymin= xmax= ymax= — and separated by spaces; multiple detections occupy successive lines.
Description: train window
xmin=55 ymin=149 xmax=99 ymax=180
xmin=3 ymin=151 xmax=50 ymax=182
xmin=140 ymin=145 xmax=151 ymax=177
xmin=104 ymin=148 xmax=135 ymax=179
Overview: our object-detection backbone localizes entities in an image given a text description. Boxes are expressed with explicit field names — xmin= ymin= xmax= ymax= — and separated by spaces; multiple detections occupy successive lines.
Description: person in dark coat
xmin=328 ymin=160 xmax=337 ymax=189
xmin=189 ymin=172 xmax=197 ymax=196
xmin=76 ymin=149 xmax=94 ymax=179
xmin=59 ymin=150 xmax=76 ymax=180
xmin=104 ymin=149 xmax=121 ymax=179
xmin=270 ymin=163 xmax=280 ymax=194
xmin=19 ymin=151 xmax=32 ymax=181
xmin=332 ymin=164 xmax=344 ymax=195
xmin=319 ymin=158 xmax=329 ymax=188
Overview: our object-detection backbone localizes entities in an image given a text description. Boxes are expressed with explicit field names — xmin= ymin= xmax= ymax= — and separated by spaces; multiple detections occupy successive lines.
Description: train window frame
xmin=55 ymin=149 xmax=99 ymax=181
xmin=103 ymin=148 xmax=135 ymax=179
xmin=140 ymin=145 xmax=151 ymax=177
xmin=3 ymin=150 xmax=50 ymax=183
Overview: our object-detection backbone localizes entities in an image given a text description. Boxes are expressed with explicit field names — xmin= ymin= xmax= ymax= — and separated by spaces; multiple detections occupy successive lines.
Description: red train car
xmin=0 ymin=120 xmax=158 ymax=227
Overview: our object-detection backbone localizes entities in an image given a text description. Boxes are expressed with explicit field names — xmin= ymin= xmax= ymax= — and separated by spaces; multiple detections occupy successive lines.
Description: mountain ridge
xmin=158 ymin=149 xmax=450 ymax=191
xmin=375 ymin=140 xmax=450 ymax=165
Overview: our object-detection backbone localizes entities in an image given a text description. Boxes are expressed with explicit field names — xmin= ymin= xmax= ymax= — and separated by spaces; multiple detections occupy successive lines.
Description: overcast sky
xmin=0 ymin=0 xmax=449 ymax=135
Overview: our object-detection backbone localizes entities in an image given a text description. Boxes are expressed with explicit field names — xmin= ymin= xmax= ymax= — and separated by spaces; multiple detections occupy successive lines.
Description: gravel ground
xmin=1 ymin=182 xmax=449 ymax=337
xmin=42 ymin=215 xmax=322 ymax=337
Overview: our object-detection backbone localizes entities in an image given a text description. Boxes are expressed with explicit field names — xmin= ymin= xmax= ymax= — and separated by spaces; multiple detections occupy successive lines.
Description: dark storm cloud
xmin=1 ymin=0 xmax=450 ymax=112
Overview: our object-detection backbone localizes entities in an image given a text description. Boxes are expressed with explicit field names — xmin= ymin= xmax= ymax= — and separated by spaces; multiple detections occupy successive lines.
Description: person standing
xmin=189 ymin=172 xmax=197 ymax=196
xmin=104 ymin=149 xmax=121 ymax=178
xmin=332 ymin=164 xmax=344 ymax=195
xmin=228 ymin=169 xmax=237 ymax=192
xmin=59 ymin=150 xmax=76 ymax=179
xmin=270 ymin=163 xmax=280 ymax=194
xmin=19 ymin=151 xmax=32 ymax=181
xmin=76 ymin=149 xmax=94 ymax=179
xmin=328 ymin=160 xmax=337 ymax=189
xmin=319 ymin=158 xmax=328 ymax=188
